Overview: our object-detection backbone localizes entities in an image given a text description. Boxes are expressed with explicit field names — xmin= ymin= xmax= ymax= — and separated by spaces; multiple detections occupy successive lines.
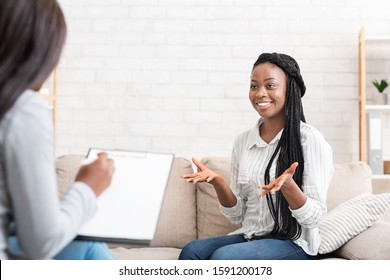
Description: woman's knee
xmin=178 ymin=240 xmax=201 ymax=260
xmin=54 ymin=241 xmax=114 ymax=260
xmin=86 ymin=242 xmax=115 ymax=260
xmin=209 ymin=246 xmax=235 ymax=260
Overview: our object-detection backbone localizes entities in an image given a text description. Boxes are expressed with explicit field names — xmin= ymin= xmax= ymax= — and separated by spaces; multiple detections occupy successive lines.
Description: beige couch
xmin=56 ymin=155 xmax=390 ymax=260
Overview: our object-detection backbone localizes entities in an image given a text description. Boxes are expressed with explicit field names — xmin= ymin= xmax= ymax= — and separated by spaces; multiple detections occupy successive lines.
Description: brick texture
xmin=55 ymin=0 xmax=390 ymax=163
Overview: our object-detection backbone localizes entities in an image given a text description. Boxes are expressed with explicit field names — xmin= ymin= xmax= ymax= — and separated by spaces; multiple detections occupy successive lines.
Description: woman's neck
xmin=259 ymin=117 xmax=285 ymax=144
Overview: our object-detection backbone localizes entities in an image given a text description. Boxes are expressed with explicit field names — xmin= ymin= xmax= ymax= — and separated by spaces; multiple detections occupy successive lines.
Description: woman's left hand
xmin=258 ymin=162 xmax=298 ymax=198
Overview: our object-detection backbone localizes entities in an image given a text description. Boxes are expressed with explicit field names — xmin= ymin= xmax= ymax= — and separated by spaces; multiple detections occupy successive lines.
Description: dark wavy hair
xmin=253 ymin=52 xmax=306 ymax=240
xmin=0 ymin=0 xmax=66 ymax=121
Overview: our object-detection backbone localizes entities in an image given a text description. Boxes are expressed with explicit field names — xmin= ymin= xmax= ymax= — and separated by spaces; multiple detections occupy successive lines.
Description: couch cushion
xmin=334 ymin=220 xmax=390 ymax=260
xmin=150 ymin=157 xmax=197 ymax=248
xmin=196 ymin=157 xmax=239 ymax=239
xmin=110 ymin=247 xmax=181 ymax=260
xmin=56 ymin=154 xmax=85 ymax=197
xmin=327 ymin=161 xmax=372 ymax=211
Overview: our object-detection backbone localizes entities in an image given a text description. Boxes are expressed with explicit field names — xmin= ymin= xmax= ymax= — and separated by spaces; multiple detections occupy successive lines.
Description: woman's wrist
xmin=210 ymin=174 xmax=225 ymax=187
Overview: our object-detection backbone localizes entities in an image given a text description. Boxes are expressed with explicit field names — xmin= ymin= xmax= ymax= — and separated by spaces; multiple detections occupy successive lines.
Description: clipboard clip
xmin=87 ymin=148 xmax=148 ymax=159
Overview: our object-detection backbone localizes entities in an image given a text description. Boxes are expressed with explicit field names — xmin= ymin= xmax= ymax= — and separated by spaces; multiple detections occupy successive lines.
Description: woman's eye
xmin=250 ymin=84 xmax=258 ymax=90
xmin=266 ymin=84 xmax=276 ymax=89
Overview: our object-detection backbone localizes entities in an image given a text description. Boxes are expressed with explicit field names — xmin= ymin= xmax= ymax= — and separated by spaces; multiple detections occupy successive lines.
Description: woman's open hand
xmin=182 ymin=157 xmax=221 ymax=184
xmin=183 ymin=157 xmax=237 ymax=207
xmin=258 ymin=162 xmax=298 ymax=198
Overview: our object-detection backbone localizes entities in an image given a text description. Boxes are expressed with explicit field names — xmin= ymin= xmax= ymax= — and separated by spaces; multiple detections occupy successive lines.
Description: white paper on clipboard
xmin=77 ymin=148 xmax=174 ymax=244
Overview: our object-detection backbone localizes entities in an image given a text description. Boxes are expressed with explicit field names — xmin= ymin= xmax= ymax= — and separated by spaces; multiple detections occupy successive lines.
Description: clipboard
xmin=76 ymin=148 xmax=174 ymax=245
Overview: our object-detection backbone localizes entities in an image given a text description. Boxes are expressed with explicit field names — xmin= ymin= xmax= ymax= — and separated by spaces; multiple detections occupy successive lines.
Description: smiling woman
xmin=179 ymin=52 xmax=334 ymax=260
xmin=249 ymin=62 xmax=288 ymax=143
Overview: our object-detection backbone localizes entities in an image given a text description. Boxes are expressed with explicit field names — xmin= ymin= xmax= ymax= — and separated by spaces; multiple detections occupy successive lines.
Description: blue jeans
xmin=8 ymin=236 xmax=115 ymax=260
xmin=179 ymin=234 xmax=315 ymax=260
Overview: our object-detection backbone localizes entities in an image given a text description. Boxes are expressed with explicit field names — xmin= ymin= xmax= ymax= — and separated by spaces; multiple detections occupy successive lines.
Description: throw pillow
xmin=318 ymin=192 xmax=390 ymax=254
xmin=151 ymin=157 xmax=197 ymax=248
xmin=197 ymin=157 xmax=239 ymax=239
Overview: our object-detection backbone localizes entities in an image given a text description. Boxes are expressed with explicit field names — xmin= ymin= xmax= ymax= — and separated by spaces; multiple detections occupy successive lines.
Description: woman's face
xmin=249 ymin=62 xmax=287 ymax=122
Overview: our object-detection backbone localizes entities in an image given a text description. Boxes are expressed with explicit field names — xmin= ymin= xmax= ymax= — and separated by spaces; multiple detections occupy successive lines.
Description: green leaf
xmin=372 ymin=79 xmax=389 ymax=93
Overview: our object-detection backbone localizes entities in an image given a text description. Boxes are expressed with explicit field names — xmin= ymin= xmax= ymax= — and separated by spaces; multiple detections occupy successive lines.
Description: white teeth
xmin=257 ymin=102 xmax=271 ymax=106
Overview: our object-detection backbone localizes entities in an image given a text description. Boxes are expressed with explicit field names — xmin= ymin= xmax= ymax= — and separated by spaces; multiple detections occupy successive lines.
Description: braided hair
xmin=253 ymin=53 xmax=306 ymax=240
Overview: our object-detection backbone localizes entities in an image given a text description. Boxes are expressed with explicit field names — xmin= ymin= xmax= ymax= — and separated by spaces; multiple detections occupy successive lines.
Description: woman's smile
xmin=255 ymin=100 xmax=273 ymax=110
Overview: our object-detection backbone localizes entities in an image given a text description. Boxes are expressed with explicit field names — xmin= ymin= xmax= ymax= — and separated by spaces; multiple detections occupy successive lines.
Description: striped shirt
xmin=220 ymin=118 xmax=334 ymax=255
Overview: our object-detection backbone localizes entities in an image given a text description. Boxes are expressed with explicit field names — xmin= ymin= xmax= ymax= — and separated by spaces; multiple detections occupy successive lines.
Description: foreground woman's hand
xmin=75 ymin=152 xmax=115 ymax=197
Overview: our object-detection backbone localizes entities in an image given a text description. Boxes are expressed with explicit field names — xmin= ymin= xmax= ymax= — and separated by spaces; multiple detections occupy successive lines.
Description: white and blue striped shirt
xmin=221 ymin=118 xmax=334 ymax=255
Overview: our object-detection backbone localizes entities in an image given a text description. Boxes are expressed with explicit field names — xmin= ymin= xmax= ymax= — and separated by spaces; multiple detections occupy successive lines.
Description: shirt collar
xmin=247 ymin=118 xmax=284 ymax=149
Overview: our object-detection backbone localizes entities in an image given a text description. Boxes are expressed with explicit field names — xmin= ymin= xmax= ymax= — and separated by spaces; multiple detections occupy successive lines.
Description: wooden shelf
xmin=37 ymin=67 xmax=57 ymax=130
xmin=358 ymin=26 xmax=390 ymax=174
xmin=372 ymin=174 xmax=390 ymax=180
xmin=365 ymin=35 xmax=390 ymax=42
xmin=365 ymin=104 xmax=390 ymax=112
xmin=358 ymin=26 xmax=367 ymax=163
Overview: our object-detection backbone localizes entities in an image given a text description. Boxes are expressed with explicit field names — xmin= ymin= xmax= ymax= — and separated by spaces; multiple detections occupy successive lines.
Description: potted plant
xmin=372 ymin=79 xmax=389 ymax=105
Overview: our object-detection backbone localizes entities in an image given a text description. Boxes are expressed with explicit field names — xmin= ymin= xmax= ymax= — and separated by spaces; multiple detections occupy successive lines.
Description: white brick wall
xmin=55 ymin=0 xmax=390 ymax=164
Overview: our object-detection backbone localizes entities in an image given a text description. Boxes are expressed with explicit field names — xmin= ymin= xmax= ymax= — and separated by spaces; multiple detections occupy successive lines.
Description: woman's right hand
xmin=182 ymin=157 xmax=221 ymax=184
xmin=75 ymin=152 xmax=115 ymax=197
xmin=183 ymin=157 xmax=237 ymax=207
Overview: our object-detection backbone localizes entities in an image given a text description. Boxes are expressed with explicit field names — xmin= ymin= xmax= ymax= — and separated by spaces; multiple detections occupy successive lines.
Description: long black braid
xmin=253 ymin=53 xmax=306 ymax=240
